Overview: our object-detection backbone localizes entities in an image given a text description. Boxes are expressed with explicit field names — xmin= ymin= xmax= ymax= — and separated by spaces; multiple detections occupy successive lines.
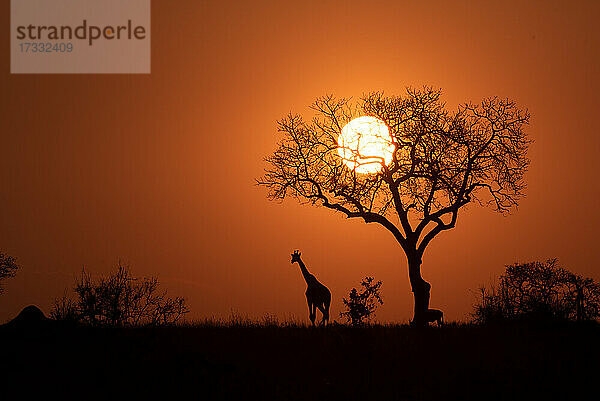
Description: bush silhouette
xmin=0 ymin=252 xmax=19 ymax=295
xmin=473 ymin=259 xmax=600 ymax=323
xmin=340 ymin=276 xmax=383 ymax=326
xmin=51 ymin=264 xmax=188 ymax=327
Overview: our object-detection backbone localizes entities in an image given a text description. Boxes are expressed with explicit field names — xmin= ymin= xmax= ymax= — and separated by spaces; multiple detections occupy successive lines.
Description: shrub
xmin=50 ymin=293 xmax=80 ymax=322
xmin=473 ymin=259 xmax=600 ymax=323
xmin=340 ymin=276 xmax=383 ymax=326
xmin=51 ymin=264 xmax=189 ymax=327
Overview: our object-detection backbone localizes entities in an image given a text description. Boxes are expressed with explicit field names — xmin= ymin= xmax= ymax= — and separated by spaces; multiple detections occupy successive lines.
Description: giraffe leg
xmin=308 ymin=302 xmax=316 ymax=326
xmin=316 ymin=304 xmax=326 ymax=326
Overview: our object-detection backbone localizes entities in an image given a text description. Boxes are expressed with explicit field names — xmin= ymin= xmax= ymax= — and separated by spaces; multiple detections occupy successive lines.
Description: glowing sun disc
xmin=337 ymin=116 xmax=394 ymax=174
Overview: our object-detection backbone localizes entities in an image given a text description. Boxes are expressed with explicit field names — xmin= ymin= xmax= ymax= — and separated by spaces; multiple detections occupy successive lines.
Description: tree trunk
xmin=407 ymin=253 xmax=431 ymax=327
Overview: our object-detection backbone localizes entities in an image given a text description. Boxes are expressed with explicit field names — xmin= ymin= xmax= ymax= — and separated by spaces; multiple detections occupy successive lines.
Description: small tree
xmin=340 ymin=276 xmax=383 ymax=326
xmin=51 ymin=264 xmax=189 ymax=327
xmin=0 ymin=252 xmax=19 ymax=295
xmin=473 ymin=259 xmax=600 ymax=323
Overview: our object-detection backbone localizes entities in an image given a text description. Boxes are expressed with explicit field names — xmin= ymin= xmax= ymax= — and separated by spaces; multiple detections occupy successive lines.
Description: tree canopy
xmin=259 ymin=88 xmax=530 ymax=259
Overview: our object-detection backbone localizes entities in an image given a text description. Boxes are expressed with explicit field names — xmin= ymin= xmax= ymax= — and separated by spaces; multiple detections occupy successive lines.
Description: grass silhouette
xmin=1 ymin=317 xmax=598 ymax=400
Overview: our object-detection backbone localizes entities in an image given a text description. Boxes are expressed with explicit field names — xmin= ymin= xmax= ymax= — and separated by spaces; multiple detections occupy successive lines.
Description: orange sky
xmin=1 ymin=0 xmax=600 ymax=323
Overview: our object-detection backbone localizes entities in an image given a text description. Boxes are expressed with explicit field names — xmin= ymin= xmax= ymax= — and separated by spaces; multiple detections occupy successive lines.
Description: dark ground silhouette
xmin=1 ymin=316 xmax=598 ymax=400
xmin=3 ymin=305 xmax=48 ymax=328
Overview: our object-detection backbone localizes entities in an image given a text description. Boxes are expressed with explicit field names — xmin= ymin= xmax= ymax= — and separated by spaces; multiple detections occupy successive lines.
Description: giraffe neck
xmin=296 ymin=258 xmax=313 ymax=285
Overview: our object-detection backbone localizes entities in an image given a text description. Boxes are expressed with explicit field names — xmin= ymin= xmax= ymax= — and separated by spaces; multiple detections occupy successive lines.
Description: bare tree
xmin=258 ymin=88 xmax=530 ymax=325
xmin=0 ymin=252 xmax=19 ymax=295
xmin=52 ymin=264 xmax=189 ymax=327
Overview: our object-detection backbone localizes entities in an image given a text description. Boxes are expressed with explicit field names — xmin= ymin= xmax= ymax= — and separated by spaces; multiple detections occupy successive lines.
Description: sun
xmin=337 ymin=116 xmax=395 ymax=174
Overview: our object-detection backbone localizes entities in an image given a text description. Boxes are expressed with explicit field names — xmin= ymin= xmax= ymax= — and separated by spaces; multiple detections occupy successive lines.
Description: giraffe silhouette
xmin=291 ymin=250 xmax=331 ymax=326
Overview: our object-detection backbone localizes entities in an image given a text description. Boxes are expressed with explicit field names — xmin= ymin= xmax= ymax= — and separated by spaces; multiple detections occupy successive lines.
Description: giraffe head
xmin=291 ymin=250 xmax=301 ymax=264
